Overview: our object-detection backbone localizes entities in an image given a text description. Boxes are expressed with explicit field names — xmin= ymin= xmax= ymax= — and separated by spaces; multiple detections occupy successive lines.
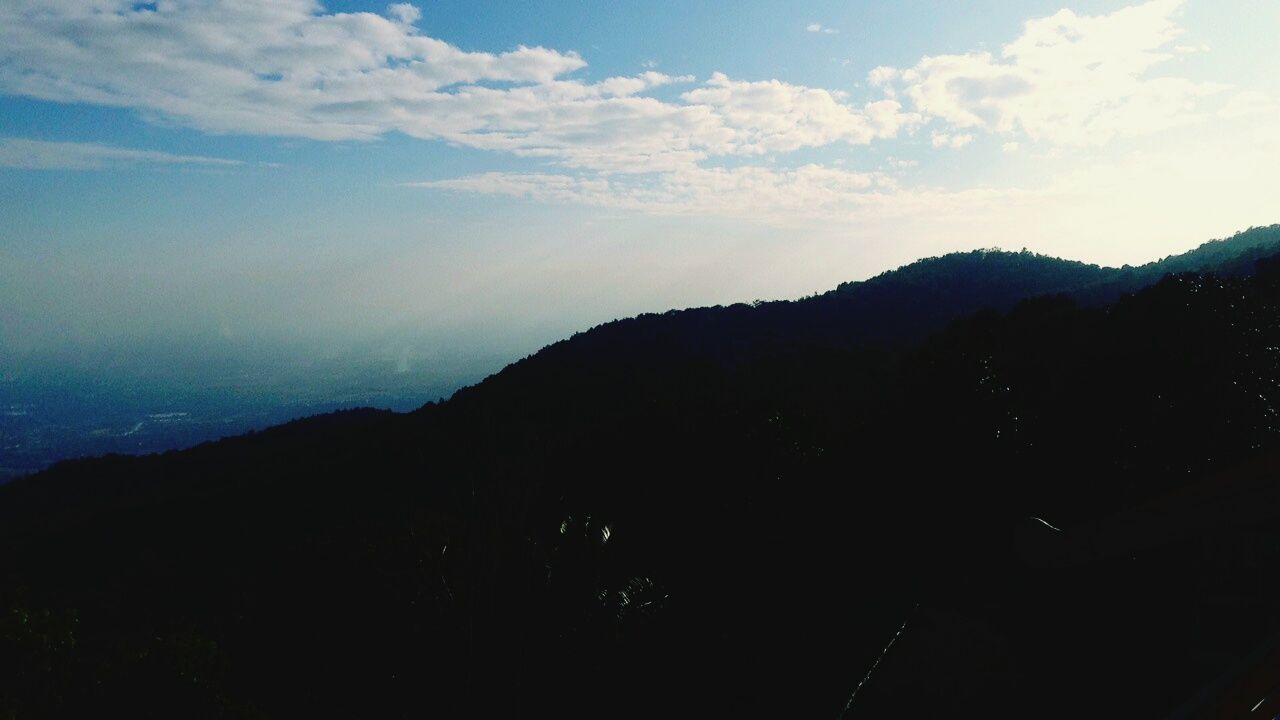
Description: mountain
xmin=3 ymin=225 xmax=1280 ymax=719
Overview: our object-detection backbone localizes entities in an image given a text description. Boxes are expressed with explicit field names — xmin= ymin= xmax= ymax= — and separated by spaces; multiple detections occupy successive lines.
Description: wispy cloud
xmin=406 ymin=119 xmax=1280 ymax=266
xmin=806 ymin=23 xmax=838 ymax=35
xmin=0 ymin=138 xmax=242 ymax=170
xmin=404 ymin=165 xmax=1038 ymax=226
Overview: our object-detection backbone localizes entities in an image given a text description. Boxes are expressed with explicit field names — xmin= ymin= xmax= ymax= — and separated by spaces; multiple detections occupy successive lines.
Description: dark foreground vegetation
xmin=4 ymin=226 xmax=1280 ymax=719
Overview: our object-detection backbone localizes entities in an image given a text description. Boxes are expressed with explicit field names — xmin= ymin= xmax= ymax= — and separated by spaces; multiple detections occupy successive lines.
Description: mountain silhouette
xmin=3 ymin=224 xmax=1280 ymax=719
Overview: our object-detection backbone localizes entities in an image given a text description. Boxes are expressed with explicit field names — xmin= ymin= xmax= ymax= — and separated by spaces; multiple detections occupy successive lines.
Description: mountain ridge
xmin=443 ymin=224 xmax=1280 ymax=415
xmin=4 ymin=223 xmax=1280 ymax=719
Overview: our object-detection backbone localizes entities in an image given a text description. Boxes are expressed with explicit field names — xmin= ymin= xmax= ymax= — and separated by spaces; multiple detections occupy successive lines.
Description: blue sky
xmin=1 ymin=0 xmax=1278 ymax=386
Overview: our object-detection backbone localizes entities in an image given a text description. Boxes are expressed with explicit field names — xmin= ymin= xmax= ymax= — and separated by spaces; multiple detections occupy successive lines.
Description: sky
xmin=1 ymin=0 xmax=1279 ymax=394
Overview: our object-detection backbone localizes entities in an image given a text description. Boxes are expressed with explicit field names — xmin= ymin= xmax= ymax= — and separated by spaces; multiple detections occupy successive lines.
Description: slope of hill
xmin=3 ymin=225 xmax=1280 ymax=719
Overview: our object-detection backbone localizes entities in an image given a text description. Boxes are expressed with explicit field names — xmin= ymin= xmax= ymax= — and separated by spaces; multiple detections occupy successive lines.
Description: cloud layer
xmin=406 ymin=0 xmax=1266 ymax=219
xmin=0 ymin=0 xmax=914 ymax=173
xmin=0 ymin=0 xmax=1272 ymax=223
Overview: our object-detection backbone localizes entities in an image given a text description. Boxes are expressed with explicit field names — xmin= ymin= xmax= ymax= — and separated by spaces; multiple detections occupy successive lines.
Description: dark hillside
xmin=3 ymin=226 xmax=1280 ymax=718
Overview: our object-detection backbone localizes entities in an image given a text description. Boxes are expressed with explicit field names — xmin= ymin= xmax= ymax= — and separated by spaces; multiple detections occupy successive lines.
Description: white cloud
xmin=386 ymin=3 xmax=421 ymax=25
xmin=0 ymin=137 xmax=242 ymax=170
xmin=807 ymin=23 xmax=838 ymax=35
xmin=931 ymin=132 xmax=974 ymax=149
xmin=0 ymin=0 xmax=587 ymax=140
xmin=867 ymin=66 xmax=900 ymax=87
xmin=0 ymin=1 xmax=918 ymax=173
xmin=680 ymin=73 xmax=920 ymax=155
xmin=885 ymin=0 xmax=1227 ymax=146
xmin=1219 ymin=91 xmax=1279 ymax=120
xmin=1001 ymin=141 xmax=1020 ymax=153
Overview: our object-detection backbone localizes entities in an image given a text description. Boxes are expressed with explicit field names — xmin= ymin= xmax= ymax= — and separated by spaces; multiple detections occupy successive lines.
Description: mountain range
xmin=4 ymin=224 xmax=1280 ymax=719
